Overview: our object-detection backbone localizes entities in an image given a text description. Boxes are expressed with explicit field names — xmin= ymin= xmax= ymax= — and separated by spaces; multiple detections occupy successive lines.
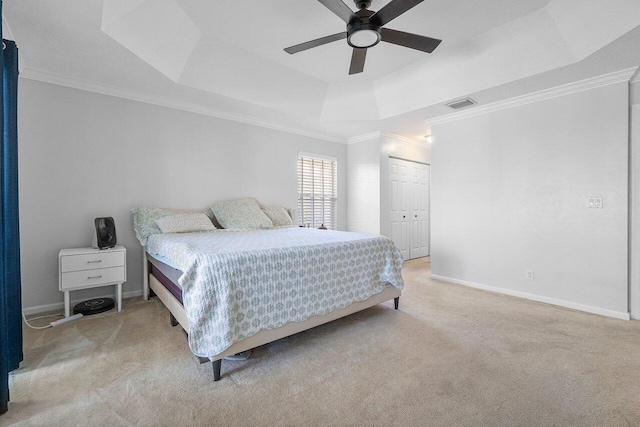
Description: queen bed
xmin=135 ymin=204 xmax=404 ymax=381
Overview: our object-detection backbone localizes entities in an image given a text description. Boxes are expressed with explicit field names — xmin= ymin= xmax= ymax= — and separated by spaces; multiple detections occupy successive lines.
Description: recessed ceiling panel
xmin=177 ymin=0 xmax=552 ymax=83
xmin=177 ymin=36 xmax=328 ymax=118
xmin=4 ymin=0 xmax=640 ymax=140
xmin=373 ymin=1 xmax=640 ymax=119
xmin=102 ymin=0 xmax=202 ymax=82
xmin=547 ymin=0 xmax=640 ymax=59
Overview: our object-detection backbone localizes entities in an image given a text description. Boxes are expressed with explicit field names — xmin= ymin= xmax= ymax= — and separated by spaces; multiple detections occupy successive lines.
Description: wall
xmin=630 ymin=78 xmax=640 ymax=318
xmin=431 ymin=82 xmax=629 ymax=318
xmin=631 ymin=79 xmax=640 ymax=104
xmin=18 ymin=79 xmax=348 ymax=313
xmin=347 ymin=137 xmax=380 ymax=234
xmin=347 ymin=134 xmax=430 ymax=237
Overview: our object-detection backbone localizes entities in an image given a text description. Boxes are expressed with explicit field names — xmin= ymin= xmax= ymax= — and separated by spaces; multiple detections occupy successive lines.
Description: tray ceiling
xmin=5 ymin=0 xmax=640 ymax=141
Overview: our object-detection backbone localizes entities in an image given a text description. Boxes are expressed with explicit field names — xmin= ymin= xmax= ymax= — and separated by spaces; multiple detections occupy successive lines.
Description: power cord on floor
xmin=22 ymin=312 xmax=63 ymax=330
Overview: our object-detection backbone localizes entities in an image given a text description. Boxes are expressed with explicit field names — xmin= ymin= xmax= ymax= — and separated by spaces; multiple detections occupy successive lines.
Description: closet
xmin=389 ymin=158 xmax=430 ymax=260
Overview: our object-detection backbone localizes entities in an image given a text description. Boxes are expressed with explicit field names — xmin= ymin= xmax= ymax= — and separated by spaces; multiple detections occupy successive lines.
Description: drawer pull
xmin=87 ymin=260 xmax=102 ymax=264
xmin=87 ymin=275 xmax=103 ymax=279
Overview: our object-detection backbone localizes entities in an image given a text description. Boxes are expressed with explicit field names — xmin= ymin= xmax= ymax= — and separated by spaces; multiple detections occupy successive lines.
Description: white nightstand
xmin=59 ymin=245 xmax=127 ymax=317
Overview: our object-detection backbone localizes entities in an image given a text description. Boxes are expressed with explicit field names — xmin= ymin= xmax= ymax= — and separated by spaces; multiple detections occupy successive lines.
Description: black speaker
xmin=92 ymin=217 xmax=117 ymax=249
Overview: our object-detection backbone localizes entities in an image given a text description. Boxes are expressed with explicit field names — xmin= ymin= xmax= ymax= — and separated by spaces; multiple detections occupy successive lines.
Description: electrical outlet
xmin=526 ymin=269 xmax=534 ymax=280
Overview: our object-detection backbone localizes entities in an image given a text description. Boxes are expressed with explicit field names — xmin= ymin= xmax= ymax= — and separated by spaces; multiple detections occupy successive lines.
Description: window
xmin=298 ymin=153 xmax=337 ymax=230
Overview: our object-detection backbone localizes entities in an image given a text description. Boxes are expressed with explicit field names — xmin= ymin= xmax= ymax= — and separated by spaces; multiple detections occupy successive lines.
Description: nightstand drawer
xmin=61 ymin=266 xmax=126 ymax=290
xmin=60 ymin=251 xmax=125 ymax=273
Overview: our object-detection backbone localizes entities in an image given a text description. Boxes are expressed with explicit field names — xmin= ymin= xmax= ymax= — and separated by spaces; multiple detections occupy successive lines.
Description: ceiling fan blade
xmin=284 ymin=32 xmax=348 ymax=54
xmin=370 ymin=0 xmax=423 ymax=26
xmin=317 ymin=0 xmax=356 ymax=24
xmin=349 ymin=48 xmax=367 ymax=75
xmin=381 ymin=28 xmax=441 ymax=53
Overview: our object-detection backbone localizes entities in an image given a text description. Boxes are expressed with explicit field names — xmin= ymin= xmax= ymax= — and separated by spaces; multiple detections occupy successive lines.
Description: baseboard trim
xmin=22 ymin=289 xmax=144 ymax=315
xmin=429 ymin=274 xmax=631 ymax=321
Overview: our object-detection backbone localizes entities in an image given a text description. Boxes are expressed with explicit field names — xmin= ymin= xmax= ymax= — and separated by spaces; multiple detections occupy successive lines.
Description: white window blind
xmin=298 ymin=154 xmax=337 ymax=230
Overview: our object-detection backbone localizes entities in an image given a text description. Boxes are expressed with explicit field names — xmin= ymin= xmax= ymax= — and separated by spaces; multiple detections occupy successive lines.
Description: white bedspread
xmin=146 ymin=227 xmax=404 ymax=357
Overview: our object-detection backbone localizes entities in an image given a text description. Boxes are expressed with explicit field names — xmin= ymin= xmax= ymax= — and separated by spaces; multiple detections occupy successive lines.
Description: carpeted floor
xmin=3 ymin=257 xmax=640 ymax=426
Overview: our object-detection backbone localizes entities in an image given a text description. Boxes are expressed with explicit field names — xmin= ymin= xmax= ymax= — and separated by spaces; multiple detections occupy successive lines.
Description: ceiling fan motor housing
xmin=347 ymin=9 xmax=382 ymax=48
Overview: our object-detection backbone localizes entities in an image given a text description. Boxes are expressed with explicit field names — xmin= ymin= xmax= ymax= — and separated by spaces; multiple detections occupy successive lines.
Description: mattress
xmin=146 ymin=227 xmax=404 ymax=357
xmin=147 ymin=253 xmax=183 ymax=303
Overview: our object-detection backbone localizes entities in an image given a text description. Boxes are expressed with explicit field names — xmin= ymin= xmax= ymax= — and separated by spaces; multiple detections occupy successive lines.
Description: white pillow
xmin=132 ymin=207 xmax=214 ymax=245
xmin=155 ymin=213 xmax=217 ymax=233
xmin=210 ymin=197 xmax=273 ymax=229
xmin=262 ymin=206 xmax=292 ymax=227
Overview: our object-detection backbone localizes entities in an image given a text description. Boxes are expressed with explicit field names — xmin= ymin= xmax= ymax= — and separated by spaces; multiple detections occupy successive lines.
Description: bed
xmin=138 ymin=213 xmax=404 ymax=381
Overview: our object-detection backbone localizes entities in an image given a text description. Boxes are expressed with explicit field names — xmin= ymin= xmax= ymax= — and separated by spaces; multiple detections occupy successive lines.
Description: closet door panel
xmin=389 ymin=159 xmax=410 ymax=260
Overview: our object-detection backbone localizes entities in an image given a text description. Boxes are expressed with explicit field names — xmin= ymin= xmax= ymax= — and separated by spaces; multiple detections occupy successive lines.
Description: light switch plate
xmin=588 ymin=196 xmax=603 ymax=208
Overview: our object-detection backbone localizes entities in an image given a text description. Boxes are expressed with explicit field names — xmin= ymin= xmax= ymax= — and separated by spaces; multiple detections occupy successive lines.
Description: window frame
xmin=297 ymin=152 xmax=338 ymax=230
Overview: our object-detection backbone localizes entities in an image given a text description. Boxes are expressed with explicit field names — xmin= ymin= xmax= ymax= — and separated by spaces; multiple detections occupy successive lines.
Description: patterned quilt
xmin=146 ymin=227 xmax=404 ymax=357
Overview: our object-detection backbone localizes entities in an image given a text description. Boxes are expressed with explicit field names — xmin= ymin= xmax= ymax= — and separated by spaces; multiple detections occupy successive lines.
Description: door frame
xmin=630 ymin=104 xmax=640 ymax=318
xmin=388 ymin=156 xmax=431 ymax=260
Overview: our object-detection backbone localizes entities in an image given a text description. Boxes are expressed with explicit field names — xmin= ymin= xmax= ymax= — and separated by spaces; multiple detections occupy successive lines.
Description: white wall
xmin=347 ymin=137 xmax=381 ymax=234
xmin=431 ymin=82 xmax=629 ymax=318
xmin=630 ymin=79 xmax=640 ymax=318
xmin=18 ymin=79 xmax=347 ymax=313
xmin=631 ymin=79 xmax=640 ymax=104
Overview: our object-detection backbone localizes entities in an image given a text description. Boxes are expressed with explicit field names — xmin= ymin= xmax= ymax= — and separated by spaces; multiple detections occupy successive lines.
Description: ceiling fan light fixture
xmin=348 ymin=29 xmax=381 ymax=48
xmin=283 ymin=0 xmax=443 ymax=75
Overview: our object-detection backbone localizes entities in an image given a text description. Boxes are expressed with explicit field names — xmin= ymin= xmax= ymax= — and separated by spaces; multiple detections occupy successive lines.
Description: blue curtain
xmin=0 ymin=1 xmax=23 ymax=413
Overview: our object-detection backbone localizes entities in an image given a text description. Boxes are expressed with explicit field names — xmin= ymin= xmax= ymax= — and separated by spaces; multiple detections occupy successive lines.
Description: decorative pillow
xmin=210 ymin=198 xmax=273 ymax=229
xmin=155 ymin=213 xmax=216 ymax=233
xmin=132 ymin=207 xmax=214 ymax=245
xmin=262 ymin=206 xmax=293 ymax=227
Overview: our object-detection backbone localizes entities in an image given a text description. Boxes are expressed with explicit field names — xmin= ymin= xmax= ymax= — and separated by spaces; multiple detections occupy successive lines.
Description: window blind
xmin=298 ymin=155 xmax=337 ymax=230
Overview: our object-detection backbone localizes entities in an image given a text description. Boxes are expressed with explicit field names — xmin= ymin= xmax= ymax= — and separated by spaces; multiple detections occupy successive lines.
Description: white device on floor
xmin=50 ymin=313 xmax=83 ymax=327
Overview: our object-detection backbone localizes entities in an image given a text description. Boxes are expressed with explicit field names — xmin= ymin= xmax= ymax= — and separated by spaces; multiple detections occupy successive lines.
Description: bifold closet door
xmin=389 ymin=158 xmax=430 ymax=260
xmin=390 ymin=158 xmax=410 ymax=259
xmin=410 ymin=162 xmax=430 ymax=258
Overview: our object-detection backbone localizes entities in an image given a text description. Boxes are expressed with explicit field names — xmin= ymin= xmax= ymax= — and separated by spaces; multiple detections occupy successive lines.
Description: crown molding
xmin=631 ymin=67 xmax=640 ymax=84
xmin=380 ymin=132 xmax=429 ymax=148
xmin=347 ymin=131 xmax=381 ymax=144
xmin=346 ymin=131 xmax=428 ymax=148
xmin=19 ymin=68 xmax=347 ymax=144
xmin=426 ymin=67 xmax=640 ymax=127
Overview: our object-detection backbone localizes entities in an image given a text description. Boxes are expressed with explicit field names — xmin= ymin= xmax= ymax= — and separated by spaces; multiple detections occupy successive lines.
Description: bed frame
xmin=142 ymin=246 xmax=401 ymax=381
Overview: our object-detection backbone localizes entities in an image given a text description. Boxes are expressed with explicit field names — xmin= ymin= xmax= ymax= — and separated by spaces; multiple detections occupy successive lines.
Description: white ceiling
xmin=179 ymin=0 xmax=551 ymax=83
xmin=4 ymin=0 xmax=640 ymax=142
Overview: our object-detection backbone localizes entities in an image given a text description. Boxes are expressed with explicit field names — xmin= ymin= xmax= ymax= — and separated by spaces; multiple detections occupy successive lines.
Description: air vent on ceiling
xmin=446 ymin=97 xmax=476 ymax=110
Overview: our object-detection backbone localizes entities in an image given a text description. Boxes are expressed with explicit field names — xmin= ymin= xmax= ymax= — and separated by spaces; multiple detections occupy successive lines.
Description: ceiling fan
xmin=284 ymin=0 xmax=442 ymax=75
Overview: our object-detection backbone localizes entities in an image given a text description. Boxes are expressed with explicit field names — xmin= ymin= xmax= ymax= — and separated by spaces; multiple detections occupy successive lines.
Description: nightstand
xmin=59 ymin=245 xmax=127 ymax=317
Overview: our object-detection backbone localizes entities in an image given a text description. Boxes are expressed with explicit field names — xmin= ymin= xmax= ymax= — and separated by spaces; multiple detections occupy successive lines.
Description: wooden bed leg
xmin=213 ymin=360 xmax=222 ymax=381
xmin=142 ymin=246 xmax=150 ymax=301
xmin=170 ymin=313 xmax=178 ymax=327
xmin=394 ymin=297 xmax=399 ymax=310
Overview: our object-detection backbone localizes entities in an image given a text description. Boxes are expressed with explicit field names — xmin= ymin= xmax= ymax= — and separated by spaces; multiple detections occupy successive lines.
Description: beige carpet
xmin=3 ymin=258 xmax=640 ymax=426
